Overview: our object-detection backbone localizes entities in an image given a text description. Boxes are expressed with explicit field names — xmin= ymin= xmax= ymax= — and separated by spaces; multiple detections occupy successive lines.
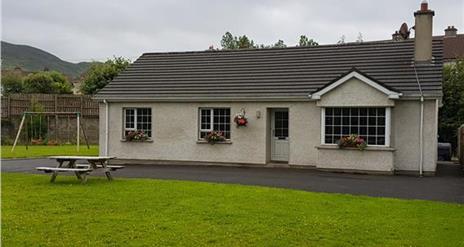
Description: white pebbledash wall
xmin=99 ymin=78 xmax=439 ymax=174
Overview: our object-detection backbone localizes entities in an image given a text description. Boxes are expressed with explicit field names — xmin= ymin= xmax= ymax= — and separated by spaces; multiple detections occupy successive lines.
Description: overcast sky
xmin=2 ymin=0 xmax=463 ymax=63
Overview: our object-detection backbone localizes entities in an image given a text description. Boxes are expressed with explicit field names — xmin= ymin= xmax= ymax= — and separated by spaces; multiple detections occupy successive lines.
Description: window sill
xmin=196 ymin=140 xmax=233 ymax=145
xmin=120 ymin=139 xmax=154 ymax=143
xmin=316 ymin=144 xmax=395 ymax=152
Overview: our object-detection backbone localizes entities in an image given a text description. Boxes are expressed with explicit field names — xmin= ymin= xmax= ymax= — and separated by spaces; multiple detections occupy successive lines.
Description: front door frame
xmin=269 ymin=108 xmax=289 ymax=163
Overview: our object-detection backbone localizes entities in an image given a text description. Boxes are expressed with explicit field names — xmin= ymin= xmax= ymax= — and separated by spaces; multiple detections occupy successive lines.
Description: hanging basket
xmin=234 ymin=108 xmax=248 ymax=127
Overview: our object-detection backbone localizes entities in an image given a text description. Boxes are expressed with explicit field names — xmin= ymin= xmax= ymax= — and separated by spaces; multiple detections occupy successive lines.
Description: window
xmin=273 ymin=110 xmax=289 ymax=139
xmin=199 ymin=108 xmax=231 ymax=139
xmin=124 ymin=108 xmax=152 ymax=138
xmin=323 ymin=107 xmax=389 ymax=146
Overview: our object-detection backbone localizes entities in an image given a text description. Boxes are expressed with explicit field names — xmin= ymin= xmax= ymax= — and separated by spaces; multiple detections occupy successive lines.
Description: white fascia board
xmin=310 ymin=71 xmax=402 ymax=100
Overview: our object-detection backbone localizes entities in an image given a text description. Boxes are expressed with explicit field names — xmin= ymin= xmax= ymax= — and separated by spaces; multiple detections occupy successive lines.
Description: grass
xmin=1 ymin=145 xmax=99 ymax=159
xmin=2 ymin=173 xmax=463 ymax=246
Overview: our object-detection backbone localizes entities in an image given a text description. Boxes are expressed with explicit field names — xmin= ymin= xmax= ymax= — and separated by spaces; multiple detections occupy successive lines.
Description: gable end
xmin=310 ymin=69 xmax=403 ymax=100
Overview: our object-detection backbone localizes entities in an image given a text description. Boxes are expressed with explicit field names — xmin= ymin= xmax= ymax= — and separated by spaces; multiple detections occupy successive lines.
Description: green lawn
xmin=2 ymin=173 xmax=463 ymax=246
xmin=1 ymin=145 xmax=99 ymax=159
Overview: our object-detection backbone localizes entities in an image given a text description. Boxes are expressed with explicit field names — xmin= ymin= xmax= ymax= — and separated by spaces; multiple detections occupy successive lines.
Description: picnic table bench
xmin=36 ymin=156 xmax=120 ymax=183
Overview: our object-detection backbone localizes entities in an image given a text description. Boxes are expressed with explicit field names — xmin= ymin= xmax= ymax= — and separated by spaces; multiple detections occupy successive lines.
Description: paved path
xmin=2 ymin=158 xmax=463 ymax=203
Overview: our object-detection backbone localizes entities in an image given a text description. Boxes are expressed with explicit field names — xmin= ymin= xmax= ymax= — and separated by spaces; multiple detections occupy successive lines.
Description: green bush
xmin=439 ymin=59 xmax=464 ymax=154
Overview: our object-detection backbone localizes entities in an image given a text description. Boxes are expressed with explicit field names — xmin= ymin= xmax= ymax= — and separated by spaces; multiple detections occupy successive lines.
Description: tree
xmin=221 ymin=32 xmax=257 ymax=50
xmin=80 ymin=57 xmax=130 ymax=95
xmin=23 ymin=71 xmax=72 ymax=94
xmin=1 ymin=72 xmax=24 ymax=94
xmin=439 ymin=59 xmax=464 ymax=153
xmin=221 ymin=32 xmax=238 ymax=50
xmin=298 ymin=35 xmax=319 ymax=47
xmin=237 ymin=35 xmax=255 ymax=49
xmin=272 ymin=40 xmax=286 ymax=48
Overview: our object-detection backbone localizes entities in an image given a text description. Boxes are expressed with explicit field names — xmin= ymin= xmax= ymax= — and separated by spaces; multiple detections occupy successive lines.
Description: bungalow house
xmin=95 ymin=2 xmax=444 ymax=175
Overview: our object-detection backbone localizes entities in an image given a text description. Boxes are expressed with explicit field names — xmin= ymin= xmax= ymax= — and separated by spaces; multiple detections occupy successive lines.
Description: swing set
xmin=11 ymin=112 xmax=90 ymax=152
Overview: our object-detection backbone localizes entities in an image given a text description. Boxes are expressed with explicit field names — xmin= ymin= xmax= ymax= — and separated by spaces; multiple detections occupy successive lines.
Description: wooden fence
xmin=1 ymin=94 xmax=99 ymax=118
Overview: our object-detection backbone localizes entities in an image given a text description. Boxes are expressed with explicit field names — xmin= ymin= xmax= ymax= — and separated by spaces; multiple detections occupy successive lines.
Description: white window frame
xmin=123 ymin=108 xmax=152 ymax=138
xmin=199 ymin=108 xmax=214 ymax=133
xmin=198 ymin=108 xmax=231 ymax=140
xmin=320 ymin=107 xmax=391 ymax=147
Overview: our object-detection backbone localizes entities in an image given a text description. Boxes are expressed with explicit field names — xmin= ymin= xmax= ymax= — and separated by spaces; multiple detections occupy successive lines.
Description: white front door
xmin=271 ymin=109 xmax=289 ymax=162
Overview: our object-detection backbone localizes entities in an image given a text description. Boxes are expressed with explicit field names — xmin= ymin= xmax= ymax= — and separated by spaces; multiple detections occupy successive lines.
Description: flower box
xmin=125 ymin=130 xmax=150 ymax=142
xmin=337 ymin=135 xmax=367 ymax=151
xmin=204 ymin=131 xmax=226 ymax=145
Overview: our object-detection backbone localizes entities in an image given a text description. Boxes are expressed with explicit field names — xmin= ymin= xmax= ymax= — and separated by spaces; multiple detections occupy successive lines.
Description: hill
xmin=1 ymin=41 xmax=93 ymax=78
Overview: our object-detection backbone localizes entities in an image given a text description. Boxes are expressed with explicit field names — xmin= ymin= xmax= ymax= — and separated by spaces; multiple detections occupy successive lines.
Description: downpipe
xmin=104 ymin=100 xmax=109 ymax=156
xmin=419 ymin=96 xmax=424 ymax=177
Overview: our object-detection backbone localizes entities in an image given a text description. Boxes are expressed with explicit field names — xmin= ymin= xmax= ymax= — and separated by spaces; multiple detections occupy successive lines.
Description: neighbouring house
xmin=442 ymin=26 xmax=464 ymax=63
xmin=95 ymin=2 xmax=447 ymax=175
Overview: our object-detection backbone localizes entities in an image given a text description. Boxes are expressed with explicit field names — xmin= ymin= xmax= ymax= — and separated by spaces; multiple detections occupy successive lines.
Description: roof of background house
xmin=94 ymin=38 xmax=443 ymax=101
xmin=443 ymin=34 xmax=464 ymax=61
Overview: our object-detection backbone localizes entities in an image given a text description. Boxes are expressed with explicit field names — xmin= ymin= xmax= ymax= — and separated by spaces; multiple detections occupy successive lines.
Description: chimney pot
xmin=445 ymin=26 xmax=458 ymax=37
xmin=420 ymin=2 xmax=428 ymax=11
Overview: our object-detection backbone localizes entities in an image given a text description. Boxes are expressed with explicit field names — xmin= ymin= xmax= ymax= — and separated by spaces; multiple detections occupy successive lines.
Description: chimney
xmin=444 ymin=26 xmax=458 ymax=37
xmin=414 ymin=0 xmax=434 ymax=62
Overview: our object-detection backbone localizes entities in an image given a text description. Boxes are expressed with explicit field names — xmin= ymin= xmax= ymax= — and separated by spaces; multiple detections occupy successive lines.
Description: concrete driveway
xmin=2 ymin=158 xmax=463 ymax=203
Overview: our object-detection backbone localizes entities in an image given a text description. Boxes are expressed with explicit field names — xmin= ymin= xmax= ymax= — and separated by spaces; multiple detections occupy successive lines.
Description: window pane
xmin=360 ymin=108 xmax=367 ymax=116
xmin=135 ymin=108 xmax=152 ymax=137
xmin=274 ymin=110 xmax=288 ymax=138
xmin=342 ymin=126 xmax=349 ymax=135
xmin=325 ymin=135 xmax=333 ymax=144
xmin=349 ymin=116 xmax=357 ymax=125
xmin=360 ymin=126 xmax=367 ymax=135
xmin=377 ymin=127 xmax=385 ymax=135
xmin=342 ymin=117 xmax=349 ymax=125
xmin=325 ymin=116 xmax=332 ymax=125
xmin=211 ymin=108 xmax=231 ymax=139
xmin=200 ymin=109 xmax=211 ymax=130
xmin=377 ymin=137 xmax=386 ymax=145
xmin=367 ymin=136 xmax=376 ymax=145
xmin=378 ymin=117 xmax=385 ymax=126
xmin=125 ymin=109 xmax=135 ymax=129
xmin=360 ymin=117 xmax=367 ymax=125
xmin=342 ymin=108 xmax=350 ymax=116
xmin=377 ymin=108 xmax=385 ymax=116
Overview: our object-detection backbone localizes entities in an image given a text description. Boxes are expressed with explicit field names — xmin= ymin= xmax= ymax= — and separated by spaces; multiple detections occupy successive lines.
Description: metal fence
xmin=1 ymin=94 xmax=99 ymax=118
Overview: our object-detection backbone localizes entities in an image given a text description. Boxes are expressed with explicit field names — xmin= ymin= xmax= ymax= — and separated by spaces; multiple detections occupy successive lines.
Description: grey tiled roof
xmin=94 ymin=38 xmax=443 ymax=101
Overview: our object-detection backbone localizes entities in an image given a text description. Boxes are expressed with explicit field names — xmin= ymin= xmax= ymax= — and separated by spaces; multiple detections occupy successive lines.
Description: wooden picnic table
xmin=36 ymin=156 xmax=119 ymax=183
